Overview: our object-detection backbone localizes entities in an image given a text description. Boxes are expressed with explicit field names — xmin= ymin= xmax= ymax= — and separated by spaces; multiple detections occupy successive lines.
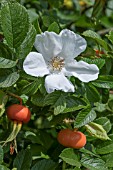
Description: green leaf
xmin=102 ymin=152 xmax=113 ymax=167
xmin=96 ymin=136 xmax=113 ymax=154
xmin=17 ymin=25 xmax=36 ymax=59
xmin=54 ymin=95 xmax=66 ymax=115
xmin=94 ymin=117 xmax=111 ymax=133
xmin=92 ymin=75 xmax=113 ymax=88
xmin=21 ymin=80 xmax=41 ymax=96
xmin=48 ymin=22 xmax=60 ymax=33
xmin=42 ymin=15 xmax=56 ymax=27
xmin=0 ymin=90 xmax=8 ymax=117
xmin=83 ymin=30 xmax=110 ymax=50
xmin=31 ymin=93 xmax=45 ymax=107
xmin=74 ymin=108 xmax=96 ymax=128
xmin=85 ymin=84 xmax=100 ymax=103
xmin=59 ymin=148 xmax=81 ymax=167
xmin=31 ymin=159 xmax=57 ymax=170
xmin=0 ymin=57 xmax=16 ymax=68
xmin=1 ymin=2 xmax=29 ymax=49
xmin=13 ymin=149 xmax=32 ymax=170
xmin=0 ymin=165 xmax=10 ymax=170
xmin=0 ymin=72 xmax=19 ymax=88
xmin=63 ymin=96 xmax=87 ymax=113
xmin=0 ymin=145 xmax=3 ymax=164
xmin=25 ymin=131 xmax=43 ymax=145
xmin=85 ymin=122 xmax=110 ymax=140
xmin=82 ymin=58 xmax=105 ymax=69
xmin=44 ymin=91 xmax=63 ymax=106
xmin=81 ymin=154 xmax=108 ymax=170
xmin=80 ymin=148 xmax=99 ymax=157
xmin=0 ymin=43 xmax=12 ymax=59
xmin=94 ymin=102 xmax=106 ymax=112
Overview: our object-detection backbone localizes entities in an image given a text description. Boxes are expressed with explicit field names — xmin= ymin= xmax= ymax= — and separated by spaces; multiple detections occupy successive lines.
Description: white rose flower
xmin=23 ymin=29 xmax=99 ymax=93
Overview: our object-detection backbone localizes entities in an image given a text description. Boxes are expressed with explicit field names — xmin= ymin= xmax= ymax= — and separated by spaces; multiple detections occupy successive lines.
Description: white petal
xmin=65 ymin=60 xmax=99 ymax=82
xmin=45 ymin=74 xmax=75 ymax=93
xmin=34 ymin=31 xmax=62 ymax=61
xmin=59 ymin=29 xmax=87 ymax=59
xmin=23 ymin=52 xmax=50 ymax=77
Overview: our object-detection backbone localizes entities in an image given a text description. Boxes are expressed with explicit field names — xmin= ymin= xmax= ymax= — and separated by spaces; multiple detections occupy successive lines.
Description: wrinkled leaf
xmin=17 ymin=25 xmax=36 ymax=59
xmin=83 ymin=30 xmax=110 ymax=50
xmin=94 ymin=117 xmax=111 ymax=133
xmin=0 ymin=57 xmax=17 ymax=68
xmin=82 ymin=58 xmax=105 ymax=69
xmin=1 ymin=2 xmax=29 ymax=49
xmin=85 ymin=122 xmax=110 ymax=140
xmin=0 ymin=72 xmax=19 ymax=88
xmin=81 ymin=154 xmax=108 ymax=170
xmin=74 ymin=108 xmax=96 ymax=128
xmin=31 ymin=159 xmax=57 ymax=170
xmin=92 ymin=75 xmax=113 ymax=88
xmin=13 ymin=149 xmax=32 ymax=170
xmin=59 ymin=148 xmax=81 ymax=167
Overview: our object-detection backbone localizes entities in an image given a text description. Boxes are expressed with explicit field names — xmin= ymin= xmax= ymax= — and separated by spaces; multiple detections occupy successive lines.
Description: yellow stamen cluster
xmin=51 ymin=57 xmax=64 ymax=71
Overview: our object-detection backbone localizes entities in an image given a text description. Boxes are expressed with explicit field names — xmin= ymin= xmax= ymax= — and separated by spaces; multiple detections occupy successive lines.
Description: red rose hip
xmin=7 ymin=104 xmax=31 ymax=123
xmin=57 ymin=129 xmax=86 ymax=149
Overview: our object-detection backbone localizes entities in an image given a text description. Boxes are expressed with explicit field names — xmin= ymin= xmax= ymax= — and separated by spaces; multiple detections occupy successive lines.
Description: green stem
xmin=62 ymin=161 xmax=66 ymax=170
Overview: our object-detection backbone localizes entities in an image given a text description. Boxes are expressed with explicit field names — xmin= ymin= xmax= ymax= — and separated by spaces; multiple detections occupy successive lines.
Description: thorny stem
xmin=6 ymin=91 xmax=22 ymax=105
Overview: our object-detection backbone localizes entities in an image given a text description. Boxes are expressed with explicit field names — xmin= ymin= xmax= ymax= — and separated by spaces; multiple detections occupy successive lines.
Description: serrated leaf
xmin=59 ymin=148 xmax=81 ymax=167
xmin=54 ymin=95 xmax=66 ymax=115
xmin=94 ymin=117 xmax=111 ymax=133
xmin=13 ymin=149 xmax=32 ymax=170
xmin=31 ymin=159 xmax=57 ymax=170
xmin=17 ymin=25 xmax=36 ymax=59
xmin=85 ymin=122 xmax=110 ymax=140
xmin=0 ymin=145 xmax=3 ymax=164
xmin=21 ymin=80 xmax=41 ymax=96
xmin=1 ymin=2 xmax=29 ymax=49
xmin=81 ymin=154 xmax=108 ymax=170
xmin=74 ymin=108 xmax=96 ymax=128
xmin=48 ymin=22 xmax=60 ymax=33
xmin=82 ymin=58 xmax=105 ymax=69
xmin=83 ymin=30 xmax=110 ymax=50
xmin=85 ymin=84 xmax=100 ymax=103
xmin=0 ymin=72 xmax=19 ymax=88
xmin=44 ymin=91 xmax=62 ymax=106
xmin=0 ymin=57 xmax=16 ymax=68
xmin=92 ymin=75 xmax=113 ymax=88
xmin=0 ymin=90 xmax=8 ymax=117
xmin=102 ymin=152 xmax=113 ymax=167
xmin=63 ymin=97 xmax=87 ymax=113
xmin=96 ymin=136 xmax=113 ymax=154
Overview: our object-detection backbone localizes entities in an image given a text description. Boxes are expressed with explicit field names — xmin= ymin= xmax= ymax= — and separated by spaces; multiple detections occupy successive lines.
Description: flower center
xmin=50 ymin=57 xmax=64 ymax=71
